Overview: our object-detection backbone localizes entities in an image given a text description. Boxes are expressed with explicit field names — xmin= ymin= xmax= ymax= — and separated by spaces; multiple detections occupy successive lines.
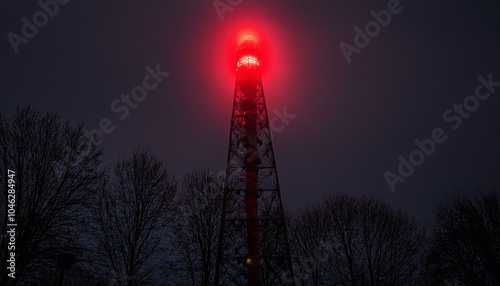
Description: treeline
xmin=0 ymin=106 xmax=499 ymax=286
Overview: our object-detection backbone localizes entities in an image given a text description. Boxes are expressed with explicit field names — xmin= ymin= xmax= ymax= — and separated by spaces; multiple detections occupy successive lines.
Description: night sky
xmin=2 ymin=0 xmax=499 ymax=226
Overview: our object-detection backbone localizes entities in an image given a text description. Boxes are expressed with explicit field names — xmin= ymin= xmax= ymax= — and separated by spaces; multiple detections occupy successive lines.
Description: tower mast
xmin=215 ymin=34 xmax=294 ymax=285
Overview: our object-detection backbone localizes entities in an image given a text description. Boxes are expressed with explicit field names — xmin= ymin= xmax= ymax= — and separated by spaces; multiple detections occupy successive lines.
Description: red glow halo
xmin=224 ymin=27 xmax=272 ymax=76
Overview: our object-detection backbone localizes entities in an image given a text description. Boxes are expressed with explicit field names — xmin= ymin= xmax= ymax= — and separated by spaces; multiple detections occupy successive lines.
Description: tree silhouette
xmin=92 ymin=149 xmax=177 ymax=286
xmin=290 ymin=194 xmax=427 ymax=286
xmin=427 ymin=190 xmax=500 ymax=285
xmin=289 ymin=205 xmax=335 ymax=286
xmin=0 ymin=106 xmax=105 ymax=285
xmin=9 ymin=106 xmax=500 ymax=286
xmin=170 ymin=169 xmax=224 ymax=285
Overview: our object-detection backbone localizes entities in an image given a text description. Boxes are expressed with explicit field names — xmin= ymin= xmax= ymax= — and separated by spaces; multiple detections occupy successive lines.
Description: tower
xmin=215 ymin=34 xmax=294 ymax=285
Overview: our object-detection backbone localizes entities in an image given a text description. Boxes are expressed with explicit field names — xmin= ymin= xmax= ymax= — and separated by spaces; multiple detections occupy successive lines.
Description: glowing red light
xmin=236 ymin=34 xmax=260 ymax=70
xmin=238 ymin=34 xmax=258 ymax=47
xmin=237 ymin=55 xmax=260 ymax=68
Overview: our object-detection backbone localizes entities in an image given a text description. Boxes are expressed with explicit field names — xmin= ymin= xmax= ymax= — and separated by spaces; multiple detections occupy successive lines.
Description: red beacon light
xmin=236 ymin=34 xmax=261 ymax=69
xmin=238 ymin=34 xmax=258 ymax=47
xmin=237 ymin=55 xmax=260 ymax=68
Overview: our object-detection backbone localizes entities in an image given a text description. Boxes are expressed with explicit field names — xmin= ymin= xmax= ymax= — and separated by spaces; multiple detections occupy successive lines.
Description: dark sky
xmin=2 ymin=0 xmax=499 ymax=226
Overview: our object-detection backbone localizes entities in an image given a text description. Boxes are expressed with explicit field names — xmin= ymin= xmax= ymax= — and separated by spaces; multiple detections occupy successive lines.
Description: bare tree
xmin=427 ymin=190 xmax=500 ymax=285
xmin=289 ymin=194 xmax=427 ymax=286
xmin=170 ymin=169 xmax=224 ymax=285
xmin=0 ymin=106 xmax=105 ymax=285
xmin=92 ymin=149 xmax=176 ymax=286
xmin=289 ymin=205 xmax=336 ymax=286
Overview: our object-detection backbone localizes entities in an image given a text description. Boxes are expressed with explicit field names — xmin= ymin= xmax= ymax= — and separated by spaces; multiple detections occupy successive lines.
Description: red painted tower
xmin=215 ymin=34 xmax=294 ymax=285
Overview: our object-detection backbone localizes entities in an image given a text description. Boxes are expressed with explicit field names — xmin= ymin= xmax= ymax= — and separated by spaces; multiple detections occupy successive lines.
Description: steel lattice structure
xmin=215 ymin=35 xmax=294 ymax=286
